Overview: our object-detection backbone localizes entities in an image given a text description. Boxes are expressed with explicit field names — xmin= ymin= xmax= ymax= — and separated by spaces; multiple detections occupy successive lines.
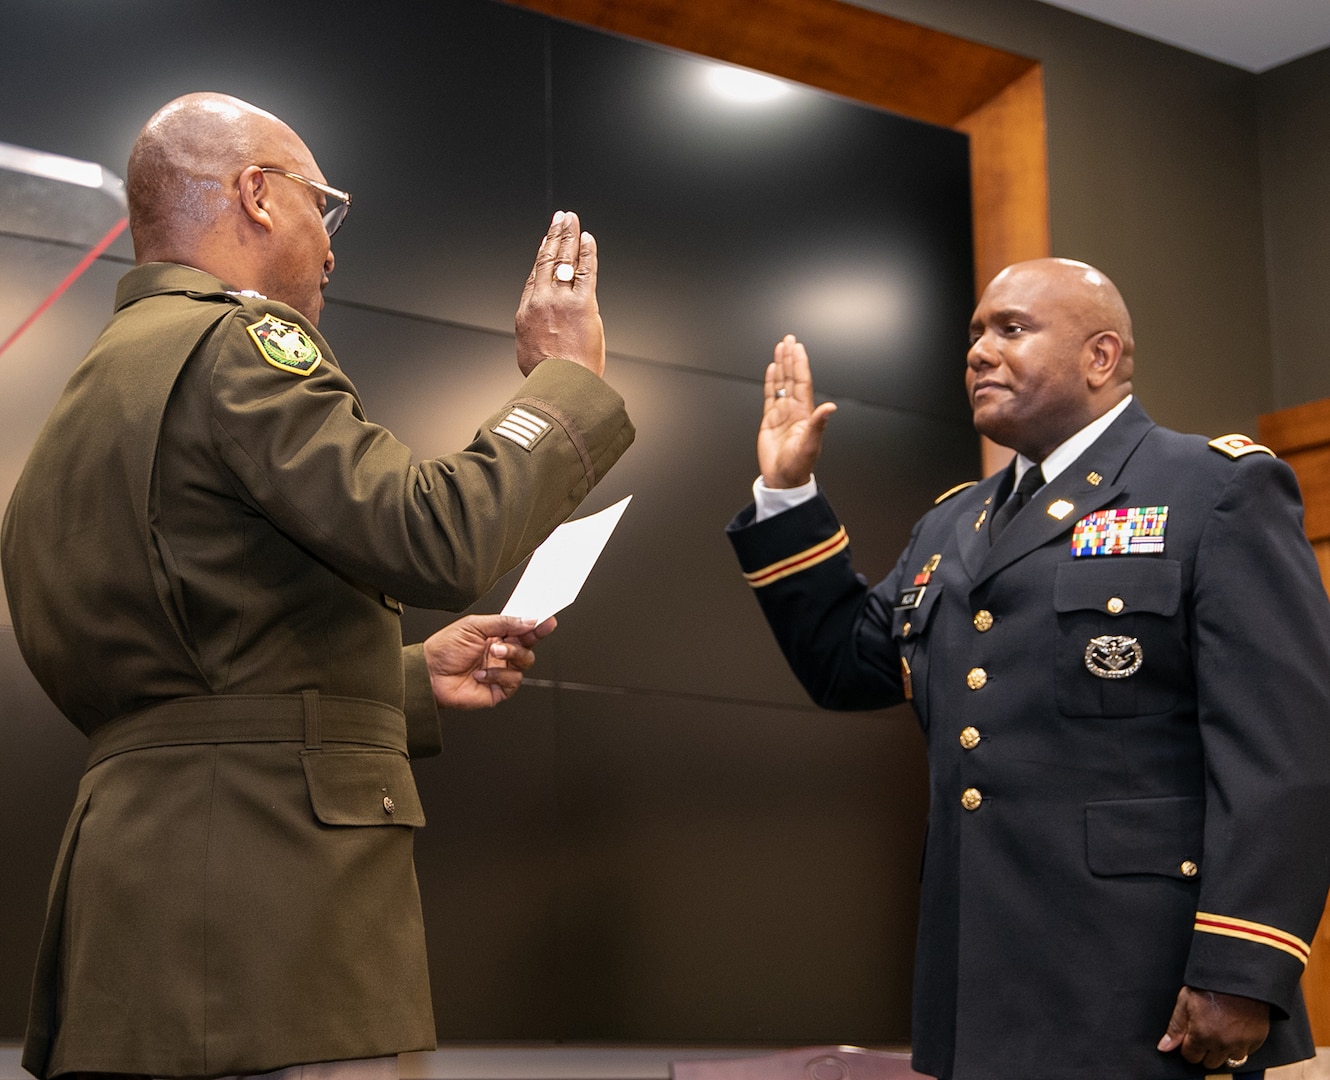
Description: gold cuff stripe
xmin=1194 ymin=913 xmax=1311 ymax=965
xmin=744 ymin=527 xmax=849 ymax=588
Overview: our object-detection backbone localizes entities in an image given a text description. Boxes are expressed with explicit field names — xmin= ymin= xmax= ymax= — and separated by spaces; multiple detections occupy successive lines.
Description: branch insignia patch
xmin=1208 ymin=434 xmax=1274 ymax=459
xmin=247 ymin=315 xmax=323 ymax=376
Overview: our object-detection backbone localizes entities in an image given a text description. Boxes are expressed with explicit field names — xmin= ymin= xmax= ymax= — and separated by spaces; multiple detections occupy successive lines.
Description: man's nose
xmin=967 ymin=332 xmax=992 ymax=368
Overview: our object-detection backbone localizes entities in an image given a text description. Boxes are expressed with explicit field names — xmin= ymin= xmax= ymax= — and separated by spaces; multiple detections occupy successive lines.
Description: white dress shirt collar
xmin=1013 ymin=394 xmax=1133 ymax=486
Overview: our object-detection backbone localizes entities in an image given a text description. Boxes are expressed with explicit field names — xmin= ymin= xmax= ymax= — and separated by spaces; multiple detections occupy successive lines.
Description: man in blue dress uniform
xmin=727 ymin=258 xmax=1330 ymax=1080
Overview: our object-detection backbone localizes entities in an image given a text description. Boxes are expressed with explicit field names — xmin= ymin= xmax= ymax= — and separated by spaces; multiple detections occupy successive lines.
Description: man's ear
xmin=237 ymin=165 xmax=275 ymax=233
xmin=1085 ymin=331 xmax=1124 ymax=389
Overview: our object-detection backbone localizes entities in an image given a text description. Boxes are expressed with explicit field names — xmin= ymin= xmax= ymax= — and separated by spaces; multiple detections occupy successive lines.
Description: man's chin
xmin=299 ymin=294 xmax=323 ymax=327
xmin=970 ymin=407 xmax=1004 ymax=441
xmin=972 ymin=414 xmax=1019 ymax=452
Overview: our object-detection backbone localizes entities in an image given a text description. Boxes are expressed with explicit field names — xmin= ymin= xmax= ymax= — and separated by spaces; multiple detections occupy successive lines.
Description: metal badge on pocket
xmin=1084 ymin=634 xmax=1143 ymax=679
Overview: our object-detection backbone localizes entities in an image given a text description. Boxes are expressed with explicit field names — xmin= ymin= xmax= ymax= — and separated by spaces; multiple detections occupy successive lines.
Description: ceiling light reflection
xmin=705 ymin=65 xmax=792 ymax=104
xmin=786 ymin=270 xmax=913 ymax=356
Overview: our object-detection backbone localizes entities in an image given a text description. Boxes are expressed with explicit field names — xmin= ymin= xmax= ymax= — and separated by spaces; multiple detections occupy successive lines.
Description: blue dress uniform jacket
xmin=2 ymin=263 xmax=634 ymax=1078
xmin=726 ymin=400 xmax=1330 ymax=1080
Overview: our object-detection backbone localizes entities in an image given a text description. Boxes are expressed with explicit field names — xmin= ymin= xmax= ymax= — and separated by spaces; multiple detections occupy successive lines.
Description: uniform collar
xmin=956 ymin=398 xmax=1156 ymax=585
xmin=114 ymin=262 xmax=236 ymax=311
xmin=1013 ymin=394 xmax=1134 ymax=487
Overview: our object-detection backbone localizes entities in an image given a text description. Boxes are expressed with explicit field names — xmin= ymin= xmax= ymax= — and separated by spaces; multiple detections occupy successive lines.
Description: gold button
xmin=973 ymin=610 xmax=994 ymax=632
xmin=959 ymin=726 xmax=981 ymax=750
xmin=383 ymin=796 xmax=396 ymax=815
xmin=1180 ymin=860 xmax=1198 ymax=878
xmin=1107 ymin=597 xmax=1125 ymax=615
xmin=961 ymin=788 xmax=983 ymax=811
xmin=966 ymin=667 xmax=988 ymax=690
xmin=902 ymin=621 xmax=912 ymax=637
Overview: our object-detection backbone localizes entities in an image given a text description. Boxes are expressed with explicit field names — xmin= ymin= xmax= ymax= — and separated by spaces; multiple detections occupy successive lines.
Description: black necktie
xmin=989 ymin=465 xmax=1044 ymax=542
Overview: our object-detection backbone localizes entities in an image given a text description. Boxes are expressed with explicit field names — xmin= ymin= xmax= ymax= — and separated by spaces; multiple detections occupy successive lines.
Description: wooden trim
xmin=1261 ymin=399 xmax=1330 ymax=1042
xmin=502 ymin=0 xmax=1036 ymax=128
xmin=1262 ymin=398 xmax=1330 ymax=544
xmin=1259 ymin=393 xmax=1330 ymax=456
xmin=955 ymin=65 xmax=1051 ymax=299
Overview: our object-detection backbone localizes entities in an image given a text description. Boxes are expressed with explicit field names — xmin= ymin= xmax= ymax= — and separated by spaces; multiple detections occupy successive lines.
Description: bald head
xmin=126 ymin=92 xmax=336 ymax=322
xmin=127 ymin=92 xmax=307 ymax=263
xmin=966 ymin=258 xmax=1135 ymax=461
xmin=990 ymin=258 xmax=1135 ymax=372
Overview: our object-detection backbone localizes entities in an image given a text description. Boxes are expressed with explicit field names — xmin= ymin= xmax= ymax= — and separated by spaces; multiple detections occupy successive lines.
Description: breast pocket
xmin=891 ymin=580 xmax=944 ymax=642
xmin=1054 ymin=559 xmax=1187 ymax=717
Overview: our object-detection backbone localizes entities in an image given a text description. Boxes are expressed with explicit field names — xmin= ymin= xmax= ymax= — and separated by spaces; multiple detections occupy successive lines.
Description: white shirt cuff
xmin=753 ymin=475 xmax=819 ymax=523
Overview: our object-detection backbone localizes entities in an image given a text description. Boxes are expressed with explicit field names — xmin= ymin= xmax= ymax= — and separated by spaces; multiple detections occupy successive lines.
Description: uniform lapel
xmin=955 ymin=471 xmax=1007 ymax=580
xmin=971 ymin=400 xmax=1156 ymax=589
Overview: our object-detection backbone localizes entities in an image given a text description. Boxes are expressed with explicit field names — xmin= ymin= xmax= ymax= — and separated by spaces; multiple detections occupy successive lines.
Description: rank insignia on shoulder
xmin=1071 ymin=506 xmax=1168 ymax=557
xmin=247 ymin=315 xmax=322 ymax=376
xmin=1208 ymin=434 xmax=1275 ymax=459
xmin=934 ymin=480 xmax=977 ymax=505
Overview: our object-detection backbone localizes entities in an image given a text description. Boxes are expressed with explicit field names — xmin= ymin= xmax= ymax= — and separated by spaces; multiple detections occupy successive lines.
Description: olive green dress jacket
xmin=1 ymin=263 xmax=634 ymax=1078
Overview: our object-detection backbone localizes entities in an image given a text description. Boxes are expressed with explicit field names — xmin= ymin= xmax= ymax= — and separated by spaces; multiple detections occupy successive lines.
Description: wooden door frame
xmin=1261 ymin=398 xmax=1330 ymax=1044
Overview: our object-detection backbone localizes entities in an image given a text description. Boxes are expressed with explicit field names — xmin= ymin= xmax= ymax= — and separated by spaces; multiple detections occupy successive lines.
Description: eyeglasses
xmin=260 ymin=167 xmax=352 ymax=237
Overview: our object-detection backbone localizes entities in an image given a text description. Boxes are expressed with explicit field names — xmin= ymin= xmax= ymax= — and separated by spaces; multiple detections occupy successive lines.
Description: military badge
xmin=1084 ymin=634 xmax=1143 ymax=679
xmin=913 ymin=554 xmax=941 ymax=586
xmin=1071 ymin=506 xmax=1167 ymax=556
xmin=1208 ymin=434 xmax=1274 ymax=459
xmin=247 ymin=315 xmax=323 ymax=376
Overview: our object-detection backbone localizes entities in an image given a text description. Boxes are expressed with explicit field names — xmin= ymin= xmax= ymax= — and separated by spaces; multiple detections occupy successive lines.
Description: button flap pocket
xmin=891 ymin=581 xmax=943 ymax=640
xmin=1055 ymin=559 xmax=1181 ymax=616
xmin=1086 ymin=795 xmax=1202 ymax=879
xmin=302 ymin=748 xmax=425 ymax=827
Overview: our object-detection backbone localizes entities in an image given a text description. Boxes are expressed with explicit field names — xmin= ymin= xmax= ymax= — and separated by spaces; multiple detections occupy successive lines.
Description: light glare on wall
xmin=0 ymin=143 xmax=109 ymax=190
xmin=706 ymin=65 xmax=791 ymax=104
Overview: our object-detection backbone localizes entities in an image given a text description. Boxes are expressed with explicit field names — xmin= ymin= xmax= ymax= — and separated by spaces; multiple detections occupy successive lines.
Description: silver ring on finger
xmin=554 ymin=262 xmax=575 ymax=283
xmin=1226 ymin=1056 xmax=1249 ymax=1069
xmin=775 ymin=388 xmax=788 ymax=398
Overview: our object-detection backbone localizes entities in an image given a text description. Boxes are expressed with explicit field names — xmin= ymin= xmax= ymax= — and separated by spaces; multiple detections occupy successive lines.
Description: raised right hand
xmin=757 ymin=334 xmax=837 ymax=489
xmin=515 ymin=210 xmax=606 ymax=377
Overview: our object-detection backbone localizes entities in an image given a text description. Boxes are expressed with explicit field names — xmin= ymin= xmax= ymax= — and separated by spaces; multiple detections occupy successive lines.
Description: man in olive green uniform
xmin=1 ymin=93 xmax=634 ymax=1080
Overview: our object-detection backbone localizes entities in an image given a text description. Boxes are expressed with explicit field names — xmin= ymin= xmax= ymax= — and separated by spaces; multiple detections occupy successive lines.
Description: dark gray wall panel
xmin=412 ymin=683 xmax=565 ymax=1038
xmin=547 ymin=20 xmax=975 ymax=422
xmin=411 ymin=683 xmax=926 ymax=1042
xmin=548 ymin=689 xmax=925 ymax=1043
